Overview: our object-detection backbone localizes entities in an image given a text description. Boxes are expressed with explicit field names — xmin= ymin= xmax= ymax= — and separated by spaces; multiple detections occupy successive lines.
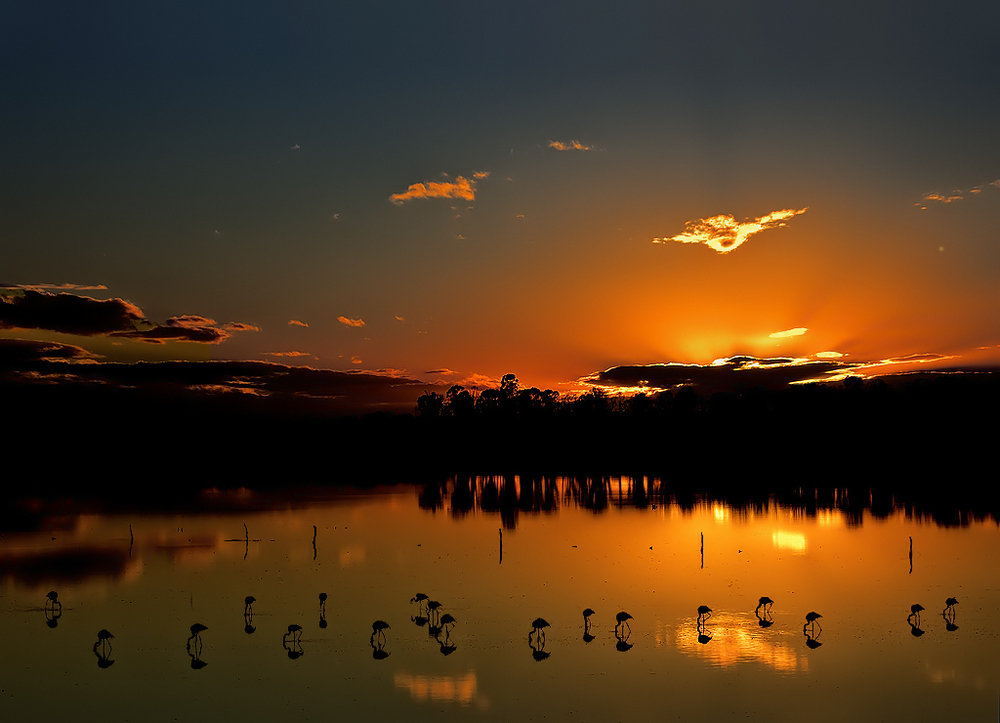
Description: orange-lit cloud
xmin=769 ymin=327 xmax=808 ymax=339
xmin=350 ymin=355 xmax=363 ymax=364
xmin=390 ymin=174 xmax=483 ymax=205
xmin=918 ymin=179 xmax=1000 ymax=208
xmin=394 ymin=315 xmax=405 ymax=322
xmin=288 ymin=319 xmax=308 ymax=327
xmin=221 ymin=322 xmax=260 ymax=333
xmin=337 ymin=316 xmax=365 ymax=328
xmin=12 ymin=283 xmax=109 ymax=291
xmin=654 ymin=207 xmax=808 ymax=254
xmin=548 ymin=140 xmax=593 ymax=151
xmin=425 ymin=368 xmax=459 ymax=376
xmin=263 ymin=351 xmax=313 ymax=358
xmin=815 ymin=351 xmax=844 ymax=359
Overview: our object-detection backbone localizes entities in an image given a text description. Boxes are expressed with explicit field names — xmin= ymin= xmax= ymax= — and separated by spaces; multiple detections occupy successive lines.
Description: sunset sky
xmin=3 ymin=2 xmax=999 ymax=407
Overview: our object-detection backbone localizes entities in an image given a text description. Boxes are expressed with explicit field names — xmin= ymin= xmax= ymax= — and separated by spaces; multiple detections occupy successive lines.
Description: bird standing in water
xmin=755 ymin=596 xmax=773 ymax=614
xmin=697 ymin=605 xmax=713 ymax=622
xmin=804 ymin=611 xmax=822 ymax=633
xmin=371 ymin=620 xmax=391 ymax=643
xmin=530 ymin=617 xmax=550 ymax=644
xmin=615 ymin=611 xmax=633 ymax=635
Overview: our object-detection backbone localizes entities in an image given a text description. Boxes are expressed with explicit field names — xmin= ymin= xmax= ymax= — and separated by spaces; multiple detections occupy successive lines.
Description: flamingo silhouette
xmin=582 ymin=609 xmax=595 ymax=642
xmin=755 ymin=596 xmax=773 ymax=614
xmin=96 ymin=629 xmax=114 ymax=651
xmin=439 ymin=613 xmax=456 ymax=634
xmin=244 ymin=595 xmax=255 ymax=615
xmin=908 ymin=604 xmax=924 ymax=627
xmin=804 ymin=611 xmax=822 ymax=635
xmin=45 ymin=591 xmax=62 ymax=612
xmin=371 ymin=620 xmax=391 ymax=643
xmin=284 ymin=624 xmax=303 ymax=643
xmin=319 ymin=592 xmax=328 ymax=610
xmin=187 ymin=623 xmax=208 ymax=654
xmin=530 ymin=617 xmax=550 ymax=644
xmin=615 ymin=611 xmax=633 ymax=635
xmin=942 ymin=597 xmax=959 ymax=631
xmin=697 ymin=605 xmax=713 ymax=622
xmin=411 ymin=592 xmax=429 ymax=609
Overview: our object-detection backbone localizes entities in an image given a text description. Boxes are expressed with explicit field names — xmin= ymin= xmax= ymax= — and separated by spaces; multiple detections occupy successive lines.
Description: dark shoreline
xmin=3 ymin=370 xmax=997 ymax=528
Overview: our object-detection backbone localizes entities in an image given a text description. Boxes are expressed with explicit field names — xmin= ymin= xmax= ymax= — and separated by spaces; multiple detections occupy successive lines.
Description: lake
xmin=1 ymin=477 xmax=997 ymax=722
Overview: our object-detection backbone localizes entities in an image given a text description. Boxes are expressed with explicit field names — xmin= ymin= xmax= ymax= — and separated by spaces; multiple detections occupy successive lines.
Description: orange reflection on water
xmin=671 ymin=613 xmax=808 ymax=674
xmin=393 ymin=670 xmax=482 ymax=706
xmin=771 ymin=530 xmax=806 ymax=553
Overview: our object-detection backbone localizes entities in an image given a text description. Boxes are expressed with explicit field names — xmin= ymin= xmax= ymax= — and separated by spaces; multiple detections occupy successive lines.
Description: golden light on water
xmin=671 ymin=614 xmax=808 ymax=674
xmin=393 ymin=670 xmax=481 ymax=706
xmin=772 ymin=531 xmax=807 ymax=553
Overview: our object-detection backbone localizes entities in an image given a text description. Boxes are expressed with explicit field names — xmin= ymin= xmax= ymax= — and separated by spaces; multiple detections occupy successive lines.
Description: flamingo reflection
xmin=284 ymin=624 xmax=305 ymax=659
xmin=696 ymin=617 xmax=712 ymax=645
xmin=244 ymin=596 xmax=256 ymax=634
xmin=187 ymin=623 xmax=208 ymax=656
xmin=943 ymin=597 xmax=958 ymax=631
xmin=614 ymin=623 xmax=633 ymax=652
xmin=93 ymin=629 xmax=115 ymax=668
xmin=528 ymin=625 xmax=550 ymax=661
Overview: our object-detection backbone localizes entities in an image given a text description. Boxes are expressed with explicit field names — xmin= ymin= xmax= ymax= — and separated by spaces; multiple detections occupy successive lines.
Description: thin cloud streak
xmin=548 ymin=140 xmax=594 ymax=151
xmin=654 ymin=208 xmax=808 ymax=254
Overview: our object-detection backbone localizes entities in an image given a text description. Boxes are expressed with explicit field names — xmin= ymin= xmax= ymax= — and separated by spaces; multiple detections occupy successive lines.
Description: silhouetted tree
xmin=416 ymin=391 xmax=445 ymax=418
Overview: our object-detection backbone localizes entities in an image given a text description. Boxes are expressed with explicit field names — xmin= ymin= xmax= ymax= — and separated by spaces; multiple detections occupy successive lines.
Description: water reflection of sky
xmin=1 ymin=479 xmax=998 ymax=722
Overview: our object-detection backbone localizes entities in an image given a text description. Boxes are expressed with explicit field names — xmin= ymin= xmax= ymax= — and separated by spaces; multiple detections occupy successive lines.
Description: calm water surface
xmin=2 ymin=479 xmax=998 ymax=722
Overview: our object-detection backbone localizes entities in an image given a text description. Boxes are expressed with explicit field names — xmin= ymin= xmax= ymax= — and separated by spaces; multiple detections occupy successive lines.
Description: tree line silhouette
xmin=2 ymin=369 xmax=997 ymax=520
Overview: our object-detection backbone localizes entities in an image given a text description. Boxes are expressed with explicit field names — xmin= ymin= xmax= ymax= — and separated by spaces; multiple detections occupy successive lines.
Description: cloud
xmin=394 ymin=315 xmax=405 ymax=322
xmin=6 ymin=283 xmax=108 ymax=291
xmin=769 ymin=327 xmax=808 ymax=339
xmin=350 ymin=356 xmax=363 ymax=364
xmin=221 ymin=322 xmax=260 ymax=332
xmin=583 ymin=355 xmax=853 ymax=393
xmin=390 ymin=174 xmax=483 ymax=205
xmin=425 ymin=368 xmax=459 ymax=376
xmin=263 ymin=351 xmax=314 ymax=358
xmin=917 ymin=179 xmax=1000 ymax=208
xmin=288 ymin=319 xmax=309 ymax=327
xmin=0 ymin=340 xmax=443 ymax=412
xmin=337 ymin=316 xmax=365 ymax=328
xmin=653 ymin=208 xmax=808 ymax=254
xmin=472 ymin=171 xmax=490 ymax=179
xmin=548 ymin=140 xmax=594 ymax=151
xmin=0 ymin=287 xmax=252 ymax=344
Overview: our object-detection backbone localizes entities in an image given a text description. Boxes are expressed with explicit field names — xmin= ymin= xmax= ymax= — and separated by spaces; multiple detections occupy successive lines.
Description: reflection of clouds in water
xmin=772 ymin=531 xmax=806 ymax=553
xmin=393 ymin=670 xmax=484 ymax=707
xmin=666 ymin=614 xmax=808 ymax=674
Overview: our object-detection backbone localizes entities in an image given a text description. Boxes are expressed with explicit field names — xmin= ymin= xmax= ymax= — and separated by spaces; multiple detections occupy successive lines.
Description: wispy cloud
xmin=917 ymin=179 xmax=1000 ymax=208
xmin=654 ymin=208 xmax=808 ymax=254
xmin=337 ymin=316 xmax=365 ymax=328
xmin=263 ymin=351 xmax=315 ymax=358
xmin=425 ymin=368 xmax=459 ymax=376
xmin=7 ymin=283 xmax=108 ymax=291
xmin=769 ymin=327 xmax=808 ymax=339
xmin=390 ymin=174 xmax=486 ymax=205
xmin=288 ymin=319 xmax=309 ymax=328
xmin=548 ymin=140 xmax=594 ymax=151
